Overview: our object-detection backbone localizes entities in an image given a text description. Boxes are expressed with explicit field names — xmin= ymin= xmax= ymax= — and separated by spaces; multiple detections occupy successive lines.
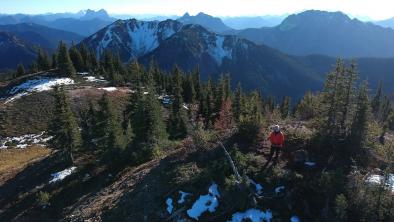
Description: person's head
xmin=273 ymin=125 xmax=280 ymax=133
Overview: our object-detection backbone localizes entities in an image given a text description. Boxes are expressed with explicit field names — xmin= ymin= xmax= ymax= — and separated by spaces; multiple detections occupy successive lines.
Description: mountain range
xmin=81 ymin=18 xmax=394 ymax=98
xmin=2 ymin=9 xmax=394 ymax=97
xmin=0 ymin=23 xmax=83 ymax=51
xmin=0 ymin=9 xmax=115 ymax=36
xmin=233 ymin=10 xmax=394 ymax=58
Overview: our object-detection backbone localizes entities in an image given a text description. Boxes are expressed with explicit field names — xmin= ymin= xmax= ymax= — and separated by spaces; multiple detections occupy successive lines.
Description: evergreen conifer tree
xmin=280 ymin=96 xmax=291 ymax=119
xmin=57 ymin=41 xmax=76 ymax=78
xmin=168 ymin=66 xmax=188 ymax=139
xmin=350 ymin=81 xmax=370 ymax=148
xmin=48 ymin=86 xmax=81 ymax=164
xmin=16 ymin=63 xmax=25 ymax=77
xmin=69 ymin=44 xmax=84 ymax=72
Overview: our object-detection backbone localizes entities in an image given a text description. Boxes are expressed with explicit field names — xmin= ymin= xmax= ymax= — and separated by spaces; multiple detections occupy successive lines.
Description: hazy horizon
xmin=0 ymin=0 xmax=393 ymax=21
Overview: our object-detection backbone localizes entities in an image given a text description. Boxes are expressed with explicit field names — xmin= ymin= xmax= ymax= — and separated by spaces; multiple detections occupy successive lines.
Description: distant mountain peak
xmin=178 ymin=12 xmax=232 ymax=33
xmin=279 ymin=10 xmax=353 ymax=31
xmin=81 ymin=9 xmax=110 ymax=21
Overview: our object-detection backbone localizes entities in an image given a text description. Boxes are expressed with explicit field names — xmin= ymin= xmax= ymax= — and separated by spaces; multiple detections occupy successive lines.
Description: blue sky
xmin=1 ymin=0 xmax=392 ymax=20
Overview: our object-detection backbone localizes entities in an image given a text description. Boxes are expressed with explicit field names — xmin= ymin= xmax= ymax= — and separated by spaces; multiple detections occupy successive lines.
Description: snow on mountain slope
xmin=207 ymin=35 xmax=233 ymax=65
xmin=81 ymin=19 xmax=183 ymax=61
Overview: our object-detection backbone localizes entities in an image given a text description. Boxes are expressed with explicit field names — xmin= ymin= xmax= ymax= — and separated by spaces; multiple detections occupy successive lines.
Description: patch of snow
xmin=187 ymin=183 xmax=220 ymax=220
xmin=49 ymin=166 xmax=77 ymax=183
xmin=250 ymin=179 xmax=263 ymax=195
xmin=127 ymin=21 xmax=160 ymax=58
xmin=290 ymin=215 xmax=300 ymax=222
xmin=207 ymin=36 xmax=232 ymax=65
xmin=16 ymin=144 xmax=27 ymax=149
xmin=84 ymin=76 xmax=107 ymax=83
xmin=9 ymin=77 xmax=74 ymax=95
xmin=183 ymin=104 xmax=189 ymax=110
xmin=166 ymin=198 xmax=173 ymax=214
xmin=366 ymin=174 xmax=394 ymax=193
xmin=229 ymin=209 xmax=273 ymax=222
xmin=304 ymin=161 xmax=316 ymax=167
xmin=0 ymin=132 xmax=52 ymax=149
xmin=77 ymin=72 xmax=89 ymax=75
xmin=4 ymin=77 xmax=74 ymax=103
xmin=178 ymin=191 xmax=191 ymax=204
xmin=99 ymin=87 xmax=117 ymax=92
xmin=143 ymin=91 xmax=149 ymax=95
xmin=275 ymin=186 xmax=285 ymax=194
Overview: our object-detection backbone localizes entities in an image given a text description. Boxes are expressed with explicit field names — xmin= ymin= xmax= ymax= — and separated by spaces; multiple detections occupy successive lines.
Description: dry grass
xmin=0 ymin=145 xmax=51 ymax=184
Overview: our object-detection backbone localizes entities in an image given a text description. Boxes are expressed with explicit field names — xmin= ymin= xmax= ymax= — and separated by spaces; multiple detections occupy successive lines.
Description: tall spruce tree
xmin=371 ymin=81 xmax=383 ymax=118
xmin=48 ymin=86 xmax=81 ymax=164
xmin=80 ymin=102 xmax=97 ymax=151
xmin=280 ymin=96 xmax=291 ymax=119
xmin=183 ymin=74 xmax=196 ymax=104
xmin=96 ymin=93 xmax=125 ymax=161
xmin=233 ymin=82 xmax=243 ymax=122
xmin=69 ymin=44 xmax=84 ymax=72
xmin=192 ymin=66 xmax=201 ymax=101
xmin=168 ymin=66 xmax=188 ymax=139
xmin=57 ymin=41 xmax=76 ymax=78
xmin=350 ymin=81 xmax=370 ymax=148
xmin=16 ymin=63 xmax=25 ymax=77
xmin=37 ymin=48 xmax=50 ymax=71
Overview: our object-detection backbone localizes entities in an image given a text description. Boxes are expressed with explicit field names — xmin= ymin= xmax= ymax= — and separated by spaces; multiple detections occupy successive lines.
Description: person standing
xmin=267 ymin=125 xmax=285 ymax=161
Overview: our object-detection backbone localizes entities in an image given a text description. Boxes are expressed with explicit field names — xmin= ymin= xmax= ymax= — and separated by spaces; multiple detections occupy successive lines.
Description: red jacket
xmin=269 ymin=132 xmax=285 ymax=147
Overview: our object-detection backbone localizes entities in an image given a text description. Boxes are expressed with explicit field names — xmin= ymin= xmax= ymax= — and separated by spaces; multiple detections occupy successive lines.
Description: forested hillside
xmin=0 ymin=41 xmax=393 ymax=221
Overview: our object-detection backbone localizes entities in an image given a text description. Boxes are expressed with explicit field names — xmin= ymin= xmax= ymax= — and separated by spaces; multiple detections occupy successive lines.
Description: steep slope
xmin=236 ymin=10 xmax=394 ymax=58
xmin=0 ymin=32 xmax=36 ymax=70
xmin=140 ymin=25 xmax=321 ymax=98
xmin=178 ymin=12 xmax=233 ymax=33
xmin=0 ymin=23 xmax=83 ymax=51
xmin=81 ymin=19 xmax=184 ymax=61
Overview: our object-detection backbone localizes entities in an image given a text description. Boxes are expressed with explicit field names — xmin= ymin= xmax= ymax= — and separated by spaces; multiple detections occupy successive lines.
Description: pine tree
xmin=378 ymin=96 xmax=391 ymax=123
xmin=280 ymin=96 xmax=291 ymax=119
xmin=48 ymin=86 xmax=81 ymax=164
xmin=80 ymin=102 xmax=97 ymax=151
xmin=57 ymin=41 xmax=76 ymax=78
xmin=69 ymin=44 xmax=84 ymax=72
xmin=350 ymin=81 xmax=370 ymax=148
xmin=51 ymin=53 xmax=58 ymax=69
xmin=295 ymin=91 xmax=318 ymax=120
xmin=183 ymin=74 xmax=196 ymax=104
xmin=29 ymin=62 xmax=38 ymax=73
xmin=16 ymin=63 xmax=25 ymax=77
xmin=233 ymin=82 xmax=243 ymax=122
xmin=130 ymin=87 xmax=167 ymax=161
xmin=371 ymin=81 xmax=383 ymax=118
xmin=320 ymin=59 xmax=358 ymax=139
xmin=168 ymin=66 xmax=188 ymax=139
xmin=96 ymin=93 xmax=125 ymax=160
xmin=192 ymin=66 xmax=201 ymax=101
xmin=127 ymin=60 xmax=141 ymax=85
xmin=79 ymin=43 xmax=89 ymax=71
xmin=37 ymin=48 xmax=50 ymax=71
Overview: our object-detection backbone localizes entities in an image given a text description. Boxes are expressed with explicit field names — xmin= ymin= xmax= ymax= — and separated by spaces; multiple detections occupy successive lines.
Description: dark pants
xmin=268 ymin=145 xmax=281 ymax=160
